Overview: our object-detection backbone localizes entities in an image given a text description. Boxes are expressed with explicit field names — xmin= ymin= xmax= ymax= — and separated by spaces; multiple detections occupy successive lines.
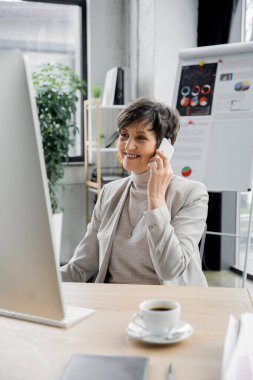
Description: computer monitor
xmin=0 ymin=51 xmax=92 ymax=327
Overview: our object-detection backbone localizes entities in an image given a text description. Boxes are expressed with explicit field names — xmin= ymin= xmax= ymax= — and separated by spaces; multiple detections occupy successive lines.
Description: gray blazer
xmin=61 ymin=175 xmax=209 ymax=286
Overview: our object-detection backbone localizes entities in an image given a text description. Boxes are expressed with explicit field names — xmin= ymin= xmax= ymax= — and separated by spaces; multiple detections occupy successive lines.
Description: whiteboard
xmin=172 ymin=42 xmax=253 ymax=192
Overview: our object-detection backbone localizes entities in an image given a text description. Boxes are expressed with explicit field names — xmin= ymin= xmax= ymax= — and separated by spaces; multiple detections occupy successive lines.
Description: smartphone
xmin=158 ymin=138 xmax=174 ymax=160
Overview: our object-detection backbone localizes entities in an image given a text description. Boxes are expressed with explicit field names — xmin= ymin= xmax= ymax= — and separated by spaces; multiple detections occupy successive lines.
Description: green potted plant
xmin=32 ymin=63 xmax=86 ymax=261
xmin=32 ymin=63 xmax=86 ymax=213
xmin=92 ymin=84 xmax=102 ymax=99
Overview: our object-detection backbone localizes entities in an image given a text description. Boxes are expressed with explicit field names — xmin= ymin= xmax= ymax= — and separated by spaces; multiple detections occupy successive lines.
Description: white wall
xmin=154 ymin=0 xmax=198 ymax=103
xmin=137 ymin=0 xmax=155 ymax=97
xmin=137 ymin=0 xmax=198 ymax=103
xmin=87 ymin=0 xmax=198 ymax=104
xmin=86 ymin=0 xmax=128 ymax=98
xmin=229 ymin=0 xmax=243 ymax=43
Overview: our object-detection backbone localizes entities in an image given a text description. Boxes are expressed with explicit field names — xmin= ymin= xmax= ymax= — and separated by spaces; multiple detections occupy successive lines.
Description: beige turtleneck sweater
xmin=106 ymin=171 xmax=160 ymax=284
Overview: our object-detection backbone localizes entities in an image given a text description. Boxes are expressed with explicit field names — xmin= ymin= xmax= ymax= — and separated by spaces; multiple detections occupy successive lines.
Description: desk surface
xmin=1 ymin=283 xmax=252 ymax=380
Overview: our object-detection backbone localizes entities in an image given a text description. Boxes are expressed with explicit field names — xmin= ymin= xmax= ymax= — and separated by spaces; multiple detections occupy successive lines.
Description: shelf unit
xmin=84 ymin=99 xmax=125 ymax=223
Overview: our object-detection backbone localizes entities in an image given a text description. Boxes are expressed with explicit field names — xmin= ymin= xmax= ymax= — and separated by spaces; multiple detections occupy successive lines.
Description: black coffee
xmin=149 ymin=307 xmax=172 ymax=312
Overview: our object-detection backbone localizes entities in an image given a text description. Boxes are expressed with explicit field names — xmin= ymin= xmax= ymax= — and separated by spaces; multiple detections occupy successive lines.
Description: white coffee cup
xmin=132 ymin=299 xmax=181 ymax=337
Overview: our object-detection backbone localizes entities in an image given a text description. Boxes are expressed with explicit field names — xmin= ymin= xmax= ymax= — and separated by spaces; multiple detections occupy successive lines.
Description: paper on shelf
xmin=102 ymin=67 xmax=118 ymax=106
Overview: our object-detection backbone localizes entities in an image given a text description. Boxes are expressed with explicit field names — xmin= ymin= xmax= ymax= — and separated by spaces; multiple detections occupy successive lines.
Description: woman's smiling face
xmin=118 ymin=121 xmax=157 ymax=173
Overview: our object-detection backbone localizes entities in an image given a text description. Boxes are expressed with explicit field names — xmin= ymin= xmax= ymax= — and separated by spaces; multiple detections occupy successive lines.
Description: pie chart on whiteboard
xmin=181 ymin=166 xmax=192 ymax=177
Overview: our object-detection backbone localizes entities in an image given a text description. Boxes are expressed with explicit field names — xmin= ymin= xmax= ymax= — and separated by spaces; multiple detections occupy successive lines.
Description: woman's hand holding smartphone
xmin=147 ymin=138 xmax=174 ymax=210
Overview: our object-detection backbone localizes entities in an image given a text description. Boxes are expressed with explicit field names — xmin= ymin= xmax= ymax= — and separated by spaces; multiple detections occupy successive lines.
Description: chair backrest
xmin=199 ymin=223 xmax=207 ymax=261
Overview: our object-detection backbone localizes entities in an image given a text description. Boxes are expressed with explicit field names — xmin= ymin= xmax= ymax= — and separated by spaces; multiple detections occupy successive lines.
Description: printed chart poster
xmin=171 ymin=119 xmax=213 ymax=182
xmin=176 ymin=63 xmax=218 ymax=116
xmin=213 ymin=57 xmax=253 ymax=118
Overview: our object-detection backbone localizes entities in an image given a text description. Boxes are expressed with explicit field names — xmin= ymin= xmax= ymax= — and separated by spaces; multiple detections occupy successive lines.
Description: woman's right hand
xmin=147 ymin=149 xmax=173 ymax=210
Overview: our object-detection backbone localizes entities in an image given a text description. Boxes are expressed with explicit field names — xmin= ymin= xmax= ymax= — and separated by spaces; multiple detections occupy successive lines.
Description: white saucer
xmin=127 ymin=319 xmax=193 ymax=345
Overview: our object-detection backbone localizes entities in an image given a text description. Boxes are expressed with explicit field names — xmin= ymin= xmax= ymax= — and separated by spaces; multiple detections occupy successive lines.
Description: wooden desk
xmin=0 ymin=284 xmax=252 ymax=380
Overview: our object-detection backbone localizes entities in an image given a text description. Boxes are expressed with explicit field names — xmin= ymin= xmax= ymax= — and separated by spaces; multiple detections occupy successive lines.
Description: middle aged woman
xmin=61 ymin=97 xmax=208 ymax=286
